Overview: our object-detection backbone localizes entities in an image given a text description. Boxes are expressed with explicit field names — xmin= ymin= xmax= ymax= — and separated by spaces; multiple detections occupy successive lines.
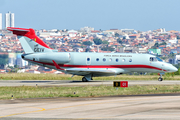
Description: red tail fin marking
xmin=7 ymin=27 xmax=51 ymax=49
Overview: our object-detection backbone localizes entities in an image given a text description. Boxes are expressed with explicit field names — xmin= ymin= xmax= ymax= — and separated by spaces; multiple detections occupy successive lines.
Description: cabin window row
xmin=87 ymin=58 xmax=132 ymax=62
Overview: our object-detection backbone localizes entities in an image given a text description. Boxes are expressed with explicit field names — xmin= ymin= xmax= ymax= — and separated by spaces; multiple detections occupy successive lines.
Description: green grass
xmin=0 ymin=73 xmax=179 ymax=80
xmin=0 ymin=85 xmax=180 ymax=100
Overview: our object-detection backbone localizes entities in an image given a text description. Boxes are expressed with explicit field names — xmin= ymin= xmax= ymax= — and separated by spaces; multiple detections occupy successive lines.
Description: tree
xmin=49 ymin=44 xmax=56 ymax=49
xmin=151 ymin=43 xmax=159 ymax=49
xmin=83 ymin=41 xmax=92 ymax=46
xmin=85 ymin=48 xmax=91 ymax=52
xmin=159 ymin=42 xmax=166 ymax=45
xmin=0 ymin=54 xmax=8 ymax=67
xmin=101 ymin=46 xmax=114 ymax=51
xmin=123 ymin=36 xmax=126 ymax=39
xmin=93 ymin=38 xmax=102 ymax=45
xmin=102 ymin=40 xmax=109 ymax=45
xmin=117 ymin=38 xmax=122 ymax=44
xmin=169 ymin=52 xmax=175 ymax=59
xmin=115 ymin=33 xmax=119 ymax=37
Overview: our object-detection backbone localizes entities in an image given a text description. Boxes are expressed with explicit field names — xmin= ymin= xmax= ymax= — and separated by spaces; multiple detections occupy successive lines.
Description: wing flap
xmin=65 ymin=68 xmax=116 ymax=76
xmin=67 ymin=69 xmax=115 ymax=74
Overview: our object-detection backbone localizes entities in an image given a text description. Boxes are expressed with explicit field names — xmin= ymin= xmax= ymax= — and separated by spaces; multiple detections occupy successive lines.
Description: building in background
xmin=8 ymin=53 xmax=28 ymax=68
xmin=8 ymin=53 xmax=16 ymax=67
xmin=148 ymin=49 xmax=161 ymax=55
xmin=0 ymin=13 xmax=2 ymax=29
xmin=16 ymin=53 xmax=28 ymax=68
xmin=5 ymin=11 xmax=14 ymax=28
xmin=80 ymin=26 xmax=94 ymax=33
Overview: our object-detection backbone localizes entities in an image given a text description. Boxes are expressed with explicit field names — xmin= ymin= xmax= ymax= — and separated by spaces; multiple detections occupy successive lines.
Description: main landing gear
xmin=82 ymin=77 xmax=88 ymax=82
xmin=82 ymin=75 xmax=93 ymax=82
xmin=158 ymin=73 xmax=163 ymax=81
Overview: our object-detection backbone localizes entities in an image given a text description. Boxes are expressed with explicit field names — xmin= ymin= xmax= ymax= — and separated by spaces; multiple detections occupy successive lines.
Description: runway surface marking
xmin=1 ymin=96 xmax=179 ymax=119
xmin=0 ymin=106 xmax=46 ymax=118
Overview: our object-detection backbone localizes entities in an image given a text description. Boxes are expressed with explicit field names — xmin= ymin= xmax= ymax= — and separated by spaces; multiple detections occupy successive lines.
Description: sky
xmin=0 ymin=0 xmax=180 ymax=31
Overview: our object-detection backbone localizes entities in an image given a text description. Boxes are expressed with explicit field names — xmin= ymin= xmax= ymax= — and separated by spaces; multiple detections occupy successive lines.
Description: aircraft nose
xmin=172 ymin=66 xmax=178 ymax=72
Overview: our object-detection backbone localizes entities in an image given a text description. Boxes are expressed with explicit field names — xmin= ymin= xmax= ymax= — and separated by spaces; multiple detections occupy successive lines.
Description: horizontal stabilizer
xmin=7 ymin=27 xmax=30 ymax=32
xmin=7 ymin=27 xmax=30 ymax=36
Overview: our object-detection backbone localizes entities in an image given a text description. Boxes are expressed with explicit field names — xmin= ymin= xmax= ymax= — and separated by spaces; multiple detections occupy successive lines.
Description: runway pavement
xmin=0 ymin=94 xmax=180 ymax=119
xmin=1 ymin=80 xmax=180 ymax=87
xmin=1 ymin=80 xmax=180 ymax=119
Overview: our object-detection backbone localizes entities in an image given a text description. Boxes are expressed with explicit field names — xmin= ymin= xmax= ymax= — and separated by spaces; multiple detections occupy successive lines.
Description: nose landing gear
xmin=158 ymin=73 xmax=163 ymax=81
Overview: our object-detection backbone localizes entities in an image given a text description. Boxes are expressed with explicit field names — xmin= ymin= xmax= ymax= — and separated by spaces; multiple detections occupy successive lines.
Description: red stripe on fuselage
xmin=27 ymin=59 xmax=167 ymax=72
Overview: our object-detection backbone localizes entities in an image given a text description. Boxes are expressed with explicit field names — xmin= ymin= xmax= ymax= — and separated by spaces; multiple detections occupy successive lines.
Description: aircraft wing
xmin=64 ymin=68 xmax=126 ymax=76
xmin=52 ymin=60 xmax=126 ymax=76
xmin=66 ymin=68 xmax=115 ymax=74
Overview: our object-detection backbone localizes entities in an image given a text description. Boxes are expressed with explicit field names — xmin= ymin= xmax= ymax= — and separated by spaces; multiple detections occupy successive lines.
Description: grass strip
xmin=0 ymin=73 xmax=179 ymax=80
xmin=0 ymin=85 xmax=180 ymax=100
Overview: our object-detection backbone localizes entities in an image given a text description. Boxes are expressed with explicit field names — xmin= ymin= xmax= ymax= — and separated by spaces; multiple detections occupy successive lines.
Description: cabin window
xmin=103 ymin=58 xmax=106 ymax=62
xmin=109 ymin=58 xmax=112 ymax=61
xmin=122 ymin=58 xmax=125 ymax=62
xmin=116 ymin=58 xmax=119 ymax=62
xmin=96 ymin=58 xmax=99 ymax=61
xmin=87 ymin=58 xmax=90 ymax=61
xmin=129 ymin=59 xmax=132 ymax=62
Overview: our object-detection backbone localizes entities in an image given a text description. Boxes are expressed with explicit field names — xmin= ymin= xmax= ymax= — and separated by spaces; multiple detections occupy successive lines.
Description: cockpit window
xmin=156 ymin=57 xmax=163 ymax=62
xmin=150 ymin=57 xmax=157 ymax=62
xmin=150 ymin=57 xmax=163 ymax=62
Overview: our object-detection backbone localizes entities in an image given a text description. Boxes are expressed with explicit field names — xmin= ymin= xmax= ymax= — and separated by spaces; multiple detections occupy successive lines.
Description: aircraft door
xmin=86 ymin=56 xmax=91 ymax=65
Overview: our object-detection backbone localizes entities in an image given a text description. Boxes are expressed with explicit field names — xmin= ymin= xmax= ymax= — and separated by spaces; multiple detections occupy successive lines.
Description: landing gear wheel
xmin=82 ymin=77 xmax=87 ymax=82
xmin=158 ymin=77 xmax=163 ymax=81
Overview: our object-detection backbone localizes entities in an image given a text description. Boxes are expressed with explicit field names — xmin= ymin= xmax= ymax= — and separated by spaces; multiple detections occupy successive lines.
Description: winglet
xmin=52 ymin=60 xmax=65 ymax=70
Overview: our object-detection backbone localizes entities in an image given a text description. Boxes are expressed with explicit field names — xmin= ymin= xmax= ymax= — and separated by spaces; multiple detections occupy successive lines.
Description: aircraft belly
xmin=127 ymin=68 xmax=163 ymax=73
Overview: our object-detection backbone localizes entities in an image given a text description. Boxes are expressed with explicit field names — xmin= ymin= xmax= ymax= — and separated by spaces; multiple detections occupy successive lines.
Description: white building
xmin=80 ymin=26 xmax=94 ymax=33
xmin=68 ymin=30 xmax=78 ymax=37
xmin=5 ymin=11 xmax=14 ymax=28
xmin=39 ymin=32 xmax=61 ymax=37
xmin=121 ymin=29 xmax=136 ymax=33
xmin=169 ymin=37 xmax=177 ymax=44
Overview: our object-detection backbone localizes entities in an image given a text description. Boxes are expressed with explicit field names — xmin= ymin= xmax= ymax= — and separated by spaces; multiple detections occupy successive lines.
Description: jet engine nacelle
xmin=22 ymin=53 xmax=70 ymax=64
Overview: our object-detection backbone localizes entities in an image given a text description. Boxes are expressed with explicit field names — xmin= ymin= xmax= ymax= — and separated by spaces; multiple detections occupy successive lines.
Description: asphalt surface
xmin=1 ymin=80 xmax=180 ymax=87
xmin=0 ymin=94 xmax=180 ymax=119
xmin=0 ymin=80 xmax=180 ymax=119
